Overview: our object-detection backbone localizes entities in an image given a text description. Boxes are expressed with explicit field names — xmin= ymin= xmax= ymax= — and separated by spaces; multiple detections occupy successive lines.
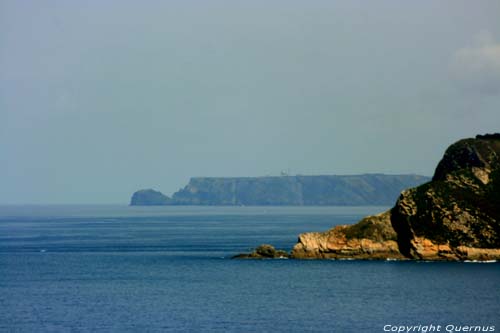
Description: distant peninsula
xmin=130 ymin=174 xmax=430 ymax=206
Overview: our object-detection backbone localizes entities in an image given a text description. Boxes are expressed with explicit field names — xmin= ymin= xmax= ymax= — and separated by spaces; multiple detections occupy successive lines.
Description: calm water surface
xmin=1 ymin=205 xmax=498 ymax=332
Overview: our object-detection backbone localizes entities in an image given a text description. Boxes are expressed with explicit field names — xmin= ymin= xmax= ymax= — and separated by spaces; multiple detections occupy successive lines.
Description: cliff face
xmin=390 ymin=134 xmax=500 ymax=260
xmin=169 ymin=174 xmax=429 ymax=206
xmin=292 ymin=134 xmax=500 ymax=261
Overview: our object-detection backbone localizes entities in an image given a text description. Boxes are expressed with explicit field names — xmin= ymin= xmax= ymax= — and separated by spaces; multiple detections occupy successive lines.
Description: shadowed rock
xmin=390 ymin=134 xmax=500 ymax=260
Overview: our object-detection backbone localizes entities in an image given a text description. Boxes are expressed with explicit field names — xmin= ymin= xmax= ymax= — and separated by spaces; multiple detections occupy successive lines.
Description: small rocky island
xmin=238 ymin=134 xmax=500 ymax=261
xmin=130 ymin=189 xmax=170 ymax=206
xmin=232 ymin=245 xmax=289 ymax=259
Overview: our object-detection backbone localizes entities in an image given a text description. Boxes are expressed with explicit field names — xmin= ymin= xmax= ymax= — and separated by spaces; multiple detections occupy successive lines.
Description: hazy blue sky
xmin=1 ymin=1 xmax=500 ymax=204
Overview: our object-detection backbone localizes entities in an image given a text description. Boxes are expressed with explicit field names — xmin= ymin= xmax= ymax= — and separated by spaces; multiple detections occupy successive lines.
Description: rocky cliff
xmin=131 ymin=174 xmax=429 ymax=206
xmin=292 ymin=134 xmax=500 ymax=261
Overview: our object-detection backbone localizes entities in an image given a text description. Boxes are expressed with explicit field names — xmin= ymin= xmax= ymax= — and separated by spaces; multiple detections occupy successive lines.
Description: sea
xmin=1 ymin=205 xmax=499 ymax=332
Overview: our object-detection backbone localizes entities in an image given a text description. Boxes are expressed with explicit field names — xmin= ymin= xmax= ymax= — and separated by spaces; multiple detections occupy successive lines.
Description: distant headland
xmin=130 ymin=174 xmax=430 ymax=206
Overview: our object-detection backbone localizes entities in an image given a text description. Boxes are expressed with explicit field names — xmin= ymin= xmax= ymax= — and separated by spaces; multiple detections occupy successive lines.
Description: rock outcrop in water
xmin=131 ymin=174 xmax=429 ymax=206
xmin=292 ymin=134 xmax=500 ymax=261
xmin=232 ymin=244 xmax=289 ymax=259
xmin=130 ymin=189 xmax=171 ymax=206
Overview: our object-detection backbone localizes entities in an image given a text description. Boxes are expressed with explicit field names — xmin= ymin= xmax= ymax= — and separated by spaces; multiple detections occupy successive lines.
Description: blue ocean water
xmin=1 ymin=205 xmax=498 ymax=332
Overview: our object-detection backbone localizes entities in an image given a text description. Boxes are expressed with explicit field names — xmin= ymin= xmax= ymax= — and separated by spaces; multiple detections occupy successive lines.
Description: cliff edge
xmin=292 ymin=134 xmax=500 ymax=261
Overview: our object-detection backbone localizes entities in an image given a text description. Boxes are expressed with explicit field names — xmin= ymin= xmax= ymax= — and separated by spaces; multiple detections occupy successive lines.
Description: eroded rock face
xmin=292 ymin=134 xmax=500 ymax=261
xmin=292 ymin=211 xmax=405 ymax=259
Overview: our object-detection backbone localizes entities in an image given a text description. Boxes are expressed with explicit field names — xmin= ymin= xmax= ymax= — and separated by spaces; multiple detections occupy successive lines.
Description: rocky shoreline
xmin=290 ymin=211 xmax=405 ymax=260
xmin=235 ymin=134 xmax=500 ymax=261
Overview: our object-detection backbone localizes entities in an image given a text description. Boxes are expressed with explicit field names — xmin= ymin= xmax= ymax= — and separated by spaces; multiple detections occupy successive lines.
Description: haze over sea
xmin=1 ymin=205 xmax=498 ymax=332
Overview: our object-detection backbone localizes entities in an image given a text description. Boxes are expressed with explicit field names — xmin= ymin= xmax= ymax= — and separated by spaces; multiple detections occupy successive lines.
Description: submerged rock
xmin=292 ymin=134 xmax=500 ymax=261
xmin=232 ymin=244 xmax=289 ymax=259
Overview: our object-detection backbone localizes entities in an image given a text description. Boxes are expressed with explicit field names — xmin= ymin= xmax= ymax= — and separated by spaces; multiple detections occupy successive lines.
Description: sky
xmin=1 ymin=0 xmax=500 ymax=204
